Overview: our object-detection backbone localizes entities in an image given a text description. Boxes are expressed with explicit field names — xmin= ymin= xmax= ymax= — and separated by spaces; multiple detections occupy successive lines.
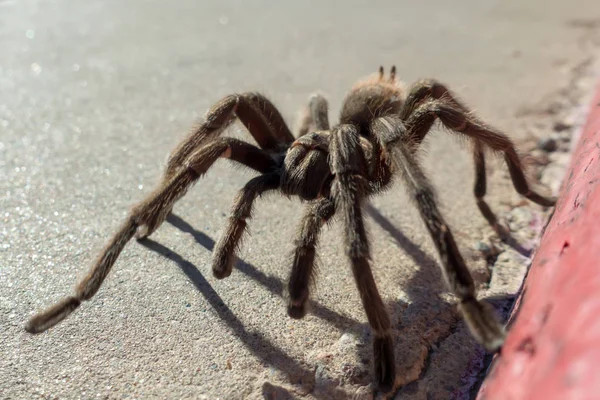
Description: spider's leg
xmin=330 ymin=124 xmax=395 ymax=393
xmin=296 ymin=93 xmax=330 ymax=137
xmin=400 ymin=79 xmax=472 ymax=121
xmin=25 ymin=139 xmax=276 ymax=334
xmin=244 ymin=92 xmax=295 ymax=144
xmin=371 ymin=117 xmax=506 ymax=351
xmin=406 ymin=99 xmax=556 ymax=206
xmin=135 ymin=138 xmax=276 ymax=239
xmin=212 ymin=173 xmax=280 ymax=278
xmin=471 ymin=140 xmax=506 ymax=234
xmin=287 ymin=197 xmax=335 ymax=319
xmin=400 ymin=80 xmax=555 ymax=234
xmin=166 ymin=93 xmax=293 ymax=180
xmin=25 ymin=218 xmax=137 ymax=334
xmin=401 ymin=81 xmax=501 ymax=231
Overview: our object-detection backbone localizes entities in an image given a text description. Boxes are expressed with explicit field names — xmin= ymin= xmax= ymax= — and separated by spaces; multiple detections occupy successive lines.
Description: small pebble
xmin=475 ymin=241 xmax=492 ymax=256
xmin=529 ymin=149 xmax=550 ymax=165
xmin=336 ymin=333 xmax=357 ymax=351
xmin=553 ymin=120 xmax=573 ymax=132
xmin=541 ymin=164 xmax=566 ymax=194
xmin=537 ymin=137 xmax=558 ymax=152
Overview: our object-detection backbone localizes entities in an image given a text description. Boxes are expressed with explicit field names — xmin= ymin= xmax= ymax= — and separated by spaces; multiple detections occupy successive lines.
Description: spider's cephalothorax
xmin=25 ymin=66 xmax=555 ymax=393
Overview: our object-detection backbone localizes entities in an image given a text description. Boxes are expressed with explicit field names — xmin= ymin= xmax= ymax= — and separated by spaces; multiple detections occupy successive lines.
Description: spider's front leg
xmin=287 ymin=197 xmax=335 ymax=319
xmin=211 ymin=129 xmax=333 ymax=281
xmin=212 ymin=173 xmax=280 ymax=279
xmin=286 ymin=94 xmax=336 ymax=317
xmin=329 ymin=124 xmax=396 ymax=392
xmin=371 ymin=116 xmax=505 ymax=351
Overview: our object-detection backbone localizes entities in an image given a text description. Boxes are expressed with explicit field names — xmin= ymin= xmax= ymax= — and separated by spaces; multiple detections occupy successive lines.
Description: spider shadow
xmin=158 ymin=209 xmax=517 ymax=395
xmin=165 ymin=213 xmax=364 ymax=336
xmin=138 ymin=237 xmax=349 ymax=399
xmin=365 ymin=203 xmax=444 ymax=299
xmin=365 ymin=204 xmax=517 ymax=394
xmin=365 ymin=203 xmax=530 ymax=300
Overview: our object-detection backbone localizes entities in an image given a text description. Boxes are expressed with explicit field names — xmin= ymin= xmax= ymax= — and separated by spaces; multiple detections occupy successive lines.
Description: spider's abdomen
xmin=340 ymin=79 xmax=404 ymax=130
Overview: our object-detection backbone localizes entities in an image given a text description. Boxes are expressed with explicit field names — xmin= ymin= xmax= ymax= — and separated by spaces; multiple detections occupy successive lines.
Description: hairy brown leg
xmin=330 ymin=124 xmax=395 ymax=392
xmin=287 ymin=197 xmax=335 ymax=319
xmin=401 ymin=81 xmax=497 ymax=228
xmin=243 ymin=93 xmax=295 ymax=144
xmin=402 ymin=81 xmax=505 ymax=231
xmin=281 ymin=132 xmax=331 ymax=200
xmin=371 ymin=116 xmax=505 ymax=351
xmin=471 ymin=139 xmax=507 ymax=234
xmin=405 ymin=99 xmax=555 ymax=206
xmin=165 ymin=93 xmax=293 ymax=181
xmin=400 ymin=79 xmax=472 ymax=122
xmin=25 ymin=139 xmax=276 ymax=334
xmin=296 ymin=93 xmax=330 ymax=137
xmin=212 ymin=173 xmax=280 ymax=279
xmin=308 ymin=93 xmax=330 ymax=131
xmin=136 ymin=138 xmax=277 ymax=239
xmin=399 ymin=81 xmax=555 ymax=231
xmin=401 ymin=80 xmax=491 ymax=201
xmin=25 ymin=218 xmax=138 ymax=334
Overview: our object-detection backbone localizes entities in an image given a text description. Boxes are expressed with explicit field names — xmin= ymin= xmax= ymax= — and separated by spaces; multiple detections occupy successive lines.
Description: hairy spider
xmin=25 ymin=66 xmax=555 ymax=392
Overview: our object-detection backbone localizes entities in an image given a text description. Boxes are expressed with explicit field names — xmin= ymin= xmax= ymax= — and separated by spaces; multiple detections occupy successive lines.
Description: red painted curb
xmin=476 ymin=81 xmax=600 ymax=400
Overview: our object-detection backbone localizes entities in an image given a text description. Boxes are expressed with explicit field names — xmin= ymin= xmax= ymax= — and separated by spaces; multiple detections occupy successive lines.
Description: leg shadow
xmin=166 ymin=214 xmax=364 ymax=335
xmin=365 ymin=203 xmax=443 ymax=297
xmin=502 ymin=233 xmax=534 ymax=258
xmin=139 ymin=238 xmax=350 ymax=398
xmin=365 ymin=203 xmax=518 ymax=396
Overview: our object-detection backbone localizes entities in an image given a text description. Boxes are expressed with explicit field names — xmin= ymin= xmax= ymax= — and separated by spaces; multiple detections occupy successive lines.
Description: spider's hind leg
xmin=400 ymin=79 xmax=556 ymax=235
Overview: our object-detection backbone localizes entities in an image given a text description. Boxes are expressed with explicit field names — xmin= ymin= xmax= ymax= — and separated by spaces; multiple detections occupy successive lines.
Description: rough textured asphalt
xmin=2 ymin=0 xmax=599 ymax=399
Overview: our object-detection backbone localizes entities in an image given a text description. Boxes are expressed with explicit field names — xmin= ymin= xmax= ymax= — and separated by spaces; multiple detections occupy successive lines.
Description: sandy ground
xmin=1 ymin=0 xmax=599 ymax=399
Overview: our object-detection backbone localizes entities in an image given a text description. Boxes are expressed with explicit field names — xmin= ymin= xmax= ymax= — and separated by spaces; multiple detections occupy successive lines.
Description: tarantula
xmin=25 ymin=66 xmax=555 ymax=392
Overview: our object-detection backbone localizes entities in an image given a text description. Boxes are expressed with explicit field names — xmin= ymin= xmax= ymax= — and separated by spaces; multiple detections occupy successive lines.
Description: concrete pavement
xmin=1 ymin=0 xmax=599 ymax=398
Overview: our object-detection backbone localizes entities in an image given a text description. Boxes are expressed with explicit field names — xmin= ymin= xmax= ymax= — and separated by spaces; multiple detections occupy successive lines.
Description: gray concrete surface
xmin=2 ymin=0 xmax=599 ymax=399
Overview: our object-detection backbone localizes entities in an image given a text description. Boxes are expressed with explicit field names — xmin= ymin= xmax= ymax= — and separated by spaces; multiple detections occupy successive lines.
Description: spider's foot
xmin=212 ymin=254 xmax=234 ymax=279
xmin=373 ymin=335 xmax=396 ymax=393
xmin=526 ymin=190 xmax=557 ymax=208
xmin=24 ymin=296 xmax=81 ymax=334
xmin=459 ymin=297 xmax=506 ymax=352
xmin=287 ymin=299 xmax=308 ymax=319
